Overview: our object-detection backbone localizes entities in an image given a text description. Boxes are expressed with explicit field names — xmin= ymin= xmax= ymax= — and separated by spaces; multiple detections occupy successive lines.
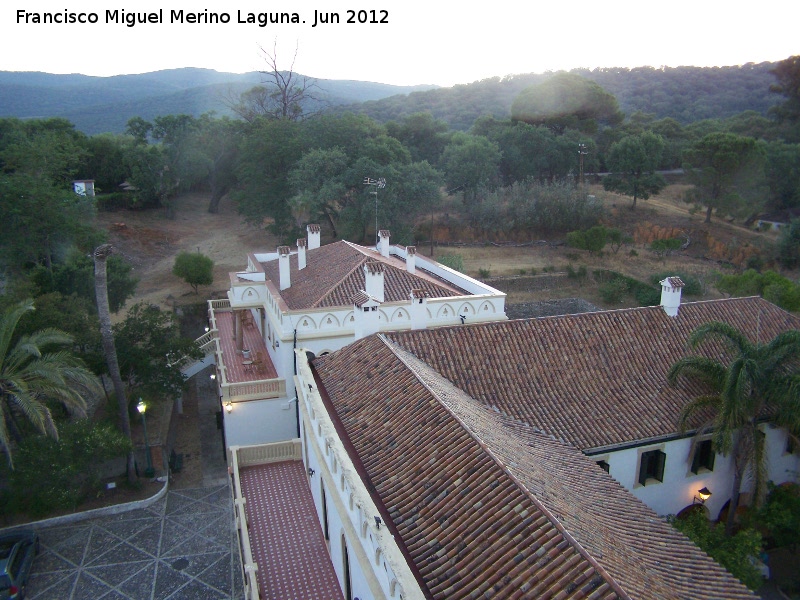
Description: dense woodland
xmin=1 ymin=57 xmax=799 ymax=260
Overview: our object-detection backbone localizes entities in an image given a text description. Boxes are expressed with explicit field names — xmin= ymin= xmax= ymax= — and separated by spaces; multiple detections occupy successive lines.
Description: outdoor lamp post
xmin=694 ymin=486 xmax=712 ymax=504
xmin=137 ymin=399 xmax=155 ymax=478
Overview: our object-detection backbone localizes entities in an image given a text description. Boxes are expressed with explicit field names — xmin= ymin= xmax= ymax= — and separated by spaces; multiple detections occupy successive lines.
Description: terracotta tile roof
xmin=261 ymin=241 xmax=467 ymax=310
xmin=395 ymin=343 xmax=755 ymax=600
xmin=384 ymin=297 xmax=800 ymax=451
xmin=313 ymin=337 xmax=623 ymax=600
xmin=312 ymin=335 xmax=756 ymax=599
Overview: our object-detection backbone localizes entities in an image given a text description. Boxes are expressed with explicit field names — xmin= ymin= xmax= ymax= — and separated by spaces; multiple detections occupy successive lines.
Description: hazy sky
xmin=4 ymin=1 xmax=798 ymax=86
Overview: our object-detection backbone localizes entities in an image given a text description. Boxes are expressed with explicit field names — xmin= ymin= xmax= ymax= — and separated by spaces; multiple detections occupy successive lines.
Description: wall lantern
xmin=210 ymin=373 xmax=216 ymax=381
xmin=307 ymin=467 xmax=315 ymax=477
xmin=694 ymin=486 xmax=712 ymax=504
xmin=225 ymin=401 xmax=233 ymax=413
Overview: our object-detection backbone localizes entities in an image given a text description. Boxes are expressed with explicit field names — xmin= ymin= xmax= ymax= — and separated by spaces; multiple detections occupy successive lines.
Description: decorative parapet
xmin=296 ymin=352 xmax=424 ymax=600
xmin=229 ymin=446 xmax=260 ymax=600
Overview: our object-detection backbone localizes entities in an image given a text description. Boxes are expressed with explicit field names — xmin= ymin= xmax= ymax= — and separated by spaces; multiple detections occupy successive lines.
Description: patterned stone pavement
xmin=26 ymin=485 xmax=242 ymax=600
xmin=24 ymin=369 xmax=241 ymax=599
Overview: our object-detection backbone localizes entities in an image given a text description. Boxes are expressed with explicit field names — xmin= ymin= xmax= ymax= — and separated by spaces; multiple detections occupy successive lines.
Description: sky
xmin=3 ymin=1 xmax=799 ymax=86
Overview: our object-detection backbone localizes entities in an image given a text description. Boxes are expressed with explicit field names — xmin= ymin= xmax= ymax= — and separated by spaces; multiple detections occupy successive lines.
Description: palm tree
xmin=668 ymin=321 xmax=800 ymax=535
xmin=94 ymin=244 xmax=137 ymax=484
xmin=0 ymin=299 xmax=101 ymax=466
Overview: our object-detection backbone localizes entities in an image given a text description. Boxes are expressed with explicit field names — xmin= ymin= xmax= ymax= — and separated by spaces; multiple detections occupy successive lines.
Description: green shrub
xmin=567 ymin=225 xmax=608 ymax=254
xmin=5 ymin=421 xmax=132 ymax=517
xmin=566 ymin=264 xmax=588 ymax=285
xmin=438 ymin=253 xmax=465 ymax=273
xmin=670 ymin=511 xmax=763 ymax=590
xmin=650 ymin=237 xmax=683 ymax=258
xmin=716 ymin=270 xmax=800 ymax=312
xmin=478 ymin=268 xmax=491 ymax=278
xmin=606 ymin=228 xmax=628 ymax=254
xmin=629 ymin=249 xmax=639 ymax=257
xmin=600 ymin=278 xmax=630 ymax=304
xmin=173 ymin=251 xmax=214 ymax=293
xmin=777 ymin=219 xmax=800 ymax=269
xmin=634 ymin=286 xmax=661 ymax=306
xmin=747 ymin=482 xmax=800 ymax=551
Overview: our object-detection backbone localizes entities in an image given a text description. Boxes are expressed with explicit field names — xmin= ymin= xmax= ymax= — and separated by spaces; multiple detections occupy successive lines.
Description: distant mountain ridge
xmin=0 ymin=68 xmax=438 ymax=134
xmin=0 ymin=63 xmax=783 ymax=135
xmin=343 ymin=62 xmax=782 ymax=130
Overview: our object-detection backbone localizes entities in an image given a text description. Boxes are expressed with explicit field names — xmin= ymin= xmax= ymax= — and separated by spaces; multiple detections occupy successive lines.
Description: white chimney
xmin=353 ymin=292 xmax=381 ymax=340
xmin=409 ymin=288 xmax=428 ymax=330
xmin=297 ymin=238 xmax=307 ymax=270
xmin=660 ymin=276 xmax=685 ymax=317
xmin=307 ymin=224 xmax=321 ymax=250
xmin=406 ymin=246 xmax=416 ymax=274
xmin=378 ymin=230 xmax=391 ymax=257
xmin=278 ymin=245 xmax=291 ymax=290
xmin=364 ymin=261 xmax=385 ymax=302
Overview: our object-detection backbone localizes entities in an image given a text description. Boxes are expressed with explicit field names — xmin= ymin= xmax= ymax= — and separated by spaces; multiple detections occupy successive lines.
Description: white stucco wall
xmin=223 ymin=397 xmax=298 ymax=447
xmin=598 ymin=426 xmax=799 ymax=519
xmin=296 ymin=363 xmax=425 ymax=600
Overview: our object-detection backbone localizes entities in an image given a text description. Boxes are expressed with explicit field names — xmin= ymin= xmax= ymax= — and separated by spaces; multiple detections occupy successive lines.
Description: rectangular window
xmin=788 ymin=436 xmax=797 ymax=455
xmin=638 ymin=449 xmax=666 ymax=486
xmin=596 ymin=460 xmax=610 ymax=473
xmin=691 ymin=439 xmax=715 ymax=474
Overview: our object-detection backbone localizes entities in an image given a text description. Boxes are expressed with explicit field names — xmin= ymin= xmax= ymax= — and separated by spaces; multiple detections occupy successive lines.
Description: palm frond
xmin=688 ymin=320 xmax=753 ymax=355
xmin=668 ymin=355 xmax=726 ymax=389
xmin=678 ymin=394 xmax=721 ymax=433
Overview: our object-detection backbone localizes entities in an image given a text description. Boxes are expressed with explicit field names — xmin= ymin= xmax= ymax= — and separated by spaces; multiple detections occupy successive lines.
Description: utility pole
xmin=363 ymin=177 xmax=386 ymax=246
xmin=578 ymin=143 xmax=588 ymax=194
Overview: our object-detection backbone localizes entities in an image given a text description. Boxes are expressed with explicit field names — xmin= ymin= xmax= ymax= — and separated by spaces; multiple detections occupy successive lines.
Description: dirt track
xmin=97 ymin=193 xmax=276 ymax=312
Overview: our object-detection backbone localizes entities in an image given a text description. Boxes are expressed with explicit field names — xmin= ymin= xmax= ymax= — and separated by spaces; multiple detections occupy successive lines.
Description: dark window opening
xmin=638 ymin=449 xmax=666 ymax=485
xmin=343 ymin=536 xmax=353 ymax=600
xmin=321 ymin=484 xmax=329 ymax=541
xmin=596 ymin=460 xmax=610 ymax=473
xmin=691 ymin=440 xmax=715 ymax=473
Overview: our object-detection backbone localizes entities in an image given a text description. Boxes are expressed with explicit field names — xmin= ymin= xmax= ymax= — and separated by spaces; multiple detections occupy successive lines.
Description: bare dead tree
xmin=226 ymin=40 xmax=325 ymax=122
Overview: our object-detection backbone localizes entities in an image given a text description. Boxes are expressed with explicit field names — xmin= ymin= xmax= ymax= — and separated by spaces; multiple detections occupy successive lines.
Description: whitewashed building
xmin=284 ymin=286 xmax=799 ymax=599
xmin=207 ymin=225 xmax=507 ymax=447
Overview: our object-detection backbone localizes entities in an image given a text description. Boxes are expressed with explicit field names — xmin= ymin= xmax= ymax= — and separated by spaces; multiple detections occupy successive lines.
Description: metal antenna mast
xmin=578 ymin=143 xmax=588 ymax=194
xmin=363 ymin=177 xmax=386 ymax=246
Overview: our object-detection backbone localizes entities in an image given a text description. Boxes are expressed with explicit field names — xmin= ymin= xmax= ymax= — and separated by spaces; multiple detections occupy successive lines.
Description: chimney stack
xmin=278 ymin=246 xmax=291 ymax=290
xmin=297 ymin=238 xmax=307 ymax=270
xmin=660 ymin=276 xmax=685 ymax=317
xmin=364 ymin=261 xmax=385 ymax=302
xmin=378 ymin=230 xmax=391 ymax=257
xmin=307 ymin=224 xmax=321 ymax=250
xmin=406 ymin=246 xmax=417 ymax=274
xmin=409 ymin=288 xmax=428 ymax=330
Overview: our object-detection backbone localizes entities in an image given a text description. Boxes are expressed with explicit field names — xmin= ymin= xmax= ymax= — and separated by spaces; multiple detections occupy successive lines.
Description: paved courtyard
xmin=27 ymin=485 xmax=242 ymax=600
xmin=25 ymin=368 xmax=242 ymax=599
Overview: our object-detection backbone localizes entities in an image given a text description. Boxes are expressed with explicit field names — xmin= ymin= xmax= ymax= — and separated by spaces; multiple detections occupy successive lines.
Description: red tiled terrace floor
xmin=239 ymin=461 xmax=344 ymax=600
xmin=215 ymin=310 xmax=279 ymax=383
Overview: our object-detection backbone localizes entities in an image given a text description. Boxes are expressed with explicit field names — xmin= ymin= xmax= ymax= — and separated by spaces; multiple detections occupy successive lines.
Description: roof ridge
xmin=310 ymin=245 xmax=369 ymax=308
xmin=380 ymin=335 xmax=633 ymax=600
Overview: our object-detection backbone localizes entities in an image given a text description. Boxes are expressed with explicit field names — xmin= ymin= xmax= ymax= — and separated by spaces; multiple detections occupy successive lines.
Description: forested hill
xmin=0 ymin=68 xmax=437 ymax=134
xmin=343 ymin=63 xmax=781 ymax=130
xmin=0 ymin=62 xmax=781 ymax=134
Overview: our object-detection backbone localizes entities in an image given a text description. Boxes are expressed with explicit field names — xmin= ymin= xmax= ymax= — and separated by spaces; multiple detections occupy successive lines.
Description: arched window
xmin=321 ymin=483 xmax=329 ymax=541
xmin=342 ymin=534 xmax=353 ymax=600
